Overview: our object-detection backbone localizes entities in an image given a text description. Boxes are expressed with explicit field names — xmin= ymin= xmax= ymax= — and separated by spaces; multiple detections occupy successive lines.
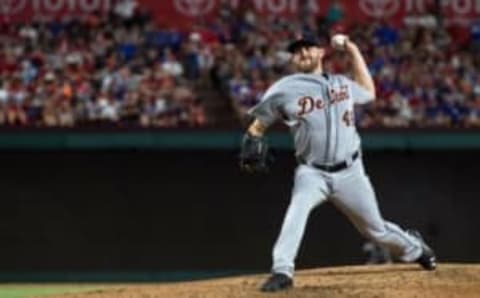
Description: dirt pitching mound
xmin=53 ymin=263 xmax=480 ymax=298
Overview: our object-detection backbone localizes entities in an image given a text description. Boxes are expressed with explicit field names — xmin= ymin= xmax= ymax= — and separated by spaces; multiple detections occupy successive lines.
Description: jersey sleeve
xmin=342 ymin=76 xmax=375 ymax=105
xmin=247 ymin=86 xmax=282 ymax=127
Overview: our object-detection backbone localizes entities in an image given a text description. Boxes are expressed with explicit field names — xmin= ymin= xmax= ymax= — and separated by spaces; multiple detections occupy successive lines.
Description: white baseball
xmin=331 ymin=34 xmax=348 ymax=50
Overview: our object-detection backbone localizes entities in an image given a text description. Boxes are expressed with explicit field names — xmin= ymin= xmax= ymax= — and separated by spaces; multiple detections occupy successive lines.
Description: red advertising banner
xmin=347 ymin=0 xmax=480 ymax=27
xmin=138 ymin=0 xmax=480 ymax=28
xmin=0 ymin=0 xmax=115 ymax=23
xmin=0 ymin=0 xmax=479 ymax=27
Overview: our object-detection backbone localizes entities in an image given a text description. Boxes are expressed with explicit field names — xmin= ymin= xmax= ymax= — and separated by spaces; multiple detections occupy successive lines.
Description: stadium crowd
xmin=0 ymin=2 xmax=207 ymax=128
xmin=0 ymin=0 xmax=479 ymax=128
xmin=215 ymin=2 xmax=480 ymax=128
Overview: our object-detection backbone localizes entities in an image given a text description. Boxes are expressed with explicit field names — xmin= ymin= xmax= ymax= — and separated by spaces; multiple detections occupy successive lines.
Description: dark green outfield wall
xmin=0 ymin=130 xmax=479 ymax=150
xmin=0 ymin=149 xmax=478 ymax=276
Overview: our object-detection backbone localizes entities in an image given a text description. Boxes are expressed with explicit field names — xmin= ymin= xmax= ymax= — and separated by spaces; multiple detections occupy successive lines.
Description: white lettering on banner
xmin=421 ymin=0 xmax=480 ymax=14
xmin=444 ymin=0 xmax=480 ymax=14
xmin=229 ymin=0 xmax=318 ymax=14
xmin=361 ymin=0 xmax=480 ymax=18
xmin=79 ymin=0 xmax=102 ymax=12
xmin=451 ymin=0 xmax=472 ymax=14
xmin=1 ymin=0 xmax=112 ymax=16
xmin=267 ymin=0 xmax=289 ymax=13
xmin=405 ymin=0 xmax=426 ymax=11
xmin=359 ymin=0 xmax=400 ymax=18
xmin=174 ymin=0 xmax=215 ymax=16
xmin=0 ymin=0 xmax=27 ymax=15
xmin=43 ymin=0 xmax=64 ymax=12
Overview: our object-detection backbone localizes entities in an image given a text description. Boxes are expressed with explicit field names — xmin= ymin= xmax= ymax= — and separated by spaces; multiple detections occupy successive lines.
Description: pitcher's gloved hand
xmin=239 ymin=132 xmax=273 ymax=174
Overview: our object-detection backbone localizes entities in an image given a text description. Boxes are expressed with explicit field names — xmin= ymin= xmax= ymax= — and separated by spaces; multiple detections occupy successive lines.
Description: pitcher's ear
xmin=318 ymin=47 xmax=326 ymax=58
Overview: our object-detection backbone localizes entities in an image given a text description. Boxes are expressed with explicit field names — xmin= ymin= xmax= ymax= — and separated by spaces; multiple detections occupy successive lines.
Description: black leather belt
xmin=299 ymin=151 xmax=359 ymax=173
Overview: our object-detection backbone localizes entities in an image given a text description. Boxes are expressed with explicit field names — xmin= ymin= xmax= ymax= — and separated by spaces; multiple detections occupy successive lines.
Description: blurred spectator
xmin=114 ymin=0 xmax=138 ymax=21
xmin=161 ymin=48 xmax=184 ymax=78
xmin=325 ymin=0 xmax=344 ymax=25
xmin=471 ymin=20 xmax=480 ymax=49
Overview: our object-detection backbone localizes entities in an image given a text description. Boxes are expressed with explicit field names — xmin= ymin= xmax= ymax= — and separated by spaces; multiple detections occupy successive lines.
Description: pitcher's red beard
xmin=294 ymin=58 xmax=319 ymax=73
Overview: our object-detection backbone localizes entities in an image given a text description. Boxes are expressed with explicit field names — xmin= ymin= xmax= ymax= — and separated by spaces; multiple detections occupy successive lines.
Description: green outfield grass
xmin=0 ymin=285 xmax=104 ymax=298
xmin=0 ymin=271 xmax=251 ymax=297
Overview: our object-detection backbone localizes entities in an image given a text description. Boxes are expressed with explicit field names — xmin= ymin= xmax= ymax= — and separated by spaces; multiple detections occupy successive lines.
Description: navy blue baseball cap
xmin=287 ymin=32 xmax=328 ymax=53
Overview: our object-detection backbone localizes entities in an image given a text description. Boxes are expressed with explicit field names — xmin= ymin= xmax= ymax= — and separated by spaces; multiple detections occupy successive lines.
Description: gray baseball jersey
xmin=249 ymin=73 xmax=374 ymax=165
xmin=250 ymin=72 xmax=426 ymax=278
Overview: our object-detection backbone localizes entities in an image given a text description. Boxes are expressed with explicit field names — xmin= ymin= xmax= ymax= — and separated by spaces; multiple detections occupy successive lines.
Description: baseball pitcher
xmin=239 ymin=33 xmax=437 ymax=292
